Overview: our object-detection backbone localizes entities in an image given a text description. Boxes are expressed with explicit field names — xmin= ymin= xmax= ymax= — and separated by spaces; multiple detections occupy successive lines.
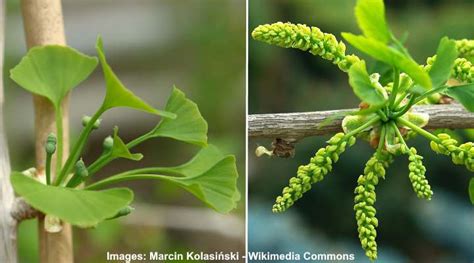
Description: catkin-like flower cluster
xmin=407 ymin=147 xmax=433 ymax=200
xmin=251 ymin=22 xmax=361 ymax=72
xmin=456 ymin=39 xmax=474 ymax=59
xmin=430 ymin=133 xmax=474 ymax=171
xmin=272 ymin=133 xmax=356 ymax=213
xmin=425 ymin=56 xmax=473 ymax=83
xmin=354 ymin=151 xmax=392 ymax=261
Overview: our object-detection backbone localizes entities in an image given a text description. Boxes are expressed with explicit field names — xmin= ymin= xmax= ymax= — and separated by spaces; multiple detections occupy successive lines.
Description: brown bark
xmin=249 ymin=104 xmax=474 ymax=140
xmin=20 ymin=0 xmax=73 ymax=262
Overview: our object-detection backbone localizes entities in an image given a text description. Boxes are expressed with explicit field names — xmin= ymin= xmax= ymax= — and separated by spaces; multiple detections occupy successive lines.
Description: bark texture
xmin=249 ymin=104 xmax=474 ymax=140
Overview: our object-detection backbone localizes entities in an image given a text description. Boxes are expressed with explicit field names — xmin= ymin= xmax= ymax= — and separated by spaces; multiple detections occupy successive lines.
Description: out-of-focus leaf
xmin=348 ymin=61 xmax=386 ymax=105
xmin=342 ymin=33 xmax=432 ymax=89
xmin=10 ymin=45 xmax=97 ymax=108
xmin=96 ymin=37 xmax=176 ymax=119
xmin=444 ymin=83 xmax=474 ymax=112
xmin=354 ymin=0 xmax=390 ymax=43
xmin=150 ymin=87 xmax=208 ymax=146
xmin=11 ymin=172 xmax=133 ymax=227
xmin=429 ymin=37 xmax=458 ymax=88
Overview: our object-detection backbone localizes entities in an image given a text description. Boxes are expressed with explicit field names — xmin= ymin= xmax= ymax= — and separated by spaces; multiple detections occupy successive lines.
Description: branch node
xmin=11 ymin=198 xmax=39 ymax=222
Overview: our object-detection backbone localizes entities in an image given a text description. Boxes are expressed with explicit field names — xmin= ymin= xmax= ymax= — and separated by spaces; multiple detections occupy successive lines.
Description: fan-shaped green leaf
xmin=11 ymin=172 xmax=133 ymax=227
xmin=348 ymin=61 xmax=387 ymax=105
xmin=10 ymin=45 xmax=98 ymax=108
xmin=355 ymin=0 xmax=390 ymax=43
xmin=429 ymin=37 xmax=458 ymax=88
xmin=342 ymin=33 xmax=432 ymax=88
xmin=150 ymin=86 xmax=208 ymax=146
xmin=96 ymin=37 xmax=176 ymax=119
xmin=87 ymin=145 xmax=239 ymax=213
xmin=444 ymin=83 xmax=474 ymax=112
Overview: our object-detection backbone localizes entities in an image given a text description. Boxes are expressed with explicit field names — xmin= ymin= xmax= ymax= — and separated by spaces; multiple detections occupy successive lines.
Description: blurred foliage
xmin=249 ymin=0 xmax=474 ymax=262
xmin=5 ymin=0 xmax=245 ymax=262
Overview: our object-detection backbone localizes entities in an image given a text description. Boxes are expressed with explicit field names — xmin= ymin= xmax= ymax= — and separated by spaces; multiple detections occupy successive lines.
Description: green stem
xmin=377 ymin=125 xmax=386 ymax=152
xmin=55 ymin=107 xmax=63 ymax=176
xmin=391 ymin=34 xmax=412 ymax=59
xmin=397 ymin=117 xmax=439 ymax=142
xmin=389 ymin=68 xmax=400 ymax=108
xmin=45 ymin=153 xmax=52 ymax=185
xmin=377 ymin=110 xmax=388 ymax=122
xmin=54 ymin=107 xmax=105 ymax=186
xmin=345 ymin=116 xmax=381 ymax=138
xmin=414 ymin=85 xmax=448 ymax=104
xmin=85 ymin=173 xmax=174 ymax=190
xmin=393 ymin=92 xmax=408 ymax=110
xmin=390 ymin=121 xmax=408 ymax=148
xmin=392 ymin=95 xmax=416 ymax=118
xmin=87 ymin=154 xmax=111 ymax=176
xmin=126 ymin=130 xmax=154 ymax=148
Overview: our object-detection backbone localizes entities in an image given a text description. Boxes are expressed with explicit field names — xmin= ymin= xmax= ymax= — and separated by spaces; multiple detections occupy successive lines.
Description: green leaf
xmin=355 ymin=0 xmax=390 ymax=43
xmin=150 ymin=86 xmax=208 ymax=146
xmin=153 ymin=145 xmax=240 ymax=213
xmin=444 ymin=83 xmax=474 ymax=112
xmin=429 ymin=37 xmax=458 ymax=88
xmin=111 ymin=127 xmax=143 ymax=161
xmin=96 ymin=37 xmax=176 ymax=119
xmin=10 ymin=45 xmax=98 ymax=108
xmin=469 ymin=178 xmax=474 ymax=205
xmin=11 ymin=172 xmax=133 ymax=227
xmin=89 ymin=145 xmax=240 ymax=213
xmin=348 ymin=61 xmax=387 ymax=105
xmin=342 ymin=33 xmax=432 ymax=88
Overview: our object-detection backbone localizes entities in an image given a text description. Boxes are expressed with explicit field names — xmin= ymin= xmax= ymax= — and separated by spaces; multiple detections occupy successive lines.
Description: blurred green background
xmin=249 ymin=0 xmax=474 ymax=262
xmin=4 ymin=0 xmax=245 ymax=262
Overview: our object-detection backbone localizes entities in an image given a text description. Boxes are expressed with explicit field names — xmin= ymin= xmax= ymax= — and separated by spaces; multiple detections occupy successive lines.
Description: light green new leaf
xmin=111 ymin=127 xmax=143 ymax=161
xmin=429 ymin=37 xmax=458 ymax=88
xmin=10 ymin=45 xmax=98 ymax=108
xmin=11 ymin=172 xmax=133 ymax=227
xmin=342 ymin=33 xmax=432 ymax=88
xmin=444 ymin=83 xmax=474 ymax=112
xmin=469 ymin=178 xmax=474 ymax=205
xmin=96 ymin=37 xmax=176 ymax=119
xmin=150 ymin=86 xmax=208 ymax=146
xmin=355 ymin=0 xmax=390 ymax=43
xmin=348 ymin=61 xmax=386 ymax=105
xmin=88 ymin=145 xmax=239 ymax=213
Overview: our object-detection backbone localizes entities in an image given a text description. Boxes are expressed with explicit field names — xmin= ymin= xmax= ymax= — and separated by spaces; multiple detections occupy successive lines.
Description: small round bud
xmin=103 ymin=136 xmax=114 ymax=152
xmin=82 ymin=115 xmax=101 ymax=129
xmin=74 ymin=159 xmax=89 ymax=178
xmin=45 ymin=133 xmax=57 ymax=154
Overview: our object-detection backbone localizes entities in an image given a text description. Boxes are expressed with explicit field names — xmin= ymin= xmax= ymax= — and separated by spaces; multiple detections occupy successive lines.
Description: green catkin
xmin=251 ymin=22 xmax=361 ymax=72
xmin=430 ymin=133 xmax=474 ymax=171
xmin=455 ymin=39 xmax=474 ymax=59
xmin=272 ymin=132 xmax=356 ymax=213
xmin=407 ymin=147 xmax=433 ymax=200
xmin=425 ymin=56 xmax=473 ymax=83
xmin=354 ymin=151 xmax=392 ymax=261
